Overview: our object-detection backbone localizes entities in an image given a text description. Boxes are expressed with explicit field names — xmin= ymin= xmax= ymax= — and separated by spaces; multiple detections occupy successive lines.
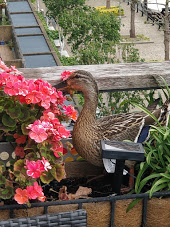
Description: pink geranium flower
xmin=14 ymin=188 xmax=29 ymax=204
xmin=25 ymin=160 xmax=44 ymax=178
xmin=58 ymin=126 xmax=71 ymax=139
xmin=41 ymin=157 xmax=52 ymax=171
xmin=51 ymin=142 xmax=63 ymax=158
xmin=63 ymin=104 xmax=77 ymax=121
xmin=26 ymin=182 xmax=45 ymax=202
xmin=28 ymin=122 xmax=48 ymax=143
xmin=61 ymin=70 xmax=75 ymax=81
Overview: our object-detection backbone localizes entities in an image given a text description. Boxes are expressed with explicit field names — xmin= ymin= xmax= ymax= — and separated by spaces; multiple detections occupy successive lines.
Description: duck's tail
xmin=137 ymin=99 xmax=170 ymax=143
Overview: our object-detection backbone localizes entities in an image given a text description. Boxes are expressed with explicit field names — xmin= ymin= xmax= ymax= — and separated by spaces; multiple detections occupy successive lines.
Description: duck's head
xmin=55 ymin=70 xmax=98 ymax=96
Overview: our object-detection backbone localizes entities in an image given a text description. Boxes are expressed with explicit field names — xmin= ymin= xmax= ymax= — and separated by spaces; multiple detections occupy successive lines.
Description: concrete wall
xmin=0 ymin=25 xmax=12 ymax=41
xmin=5 ymin=59 xmax=23 ymax=68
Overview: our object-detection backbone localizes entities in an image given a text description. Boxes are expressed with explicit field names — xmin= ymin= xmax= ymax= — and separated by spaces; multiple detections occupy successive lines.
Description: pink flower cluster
xmin=0 ymin=59 xmax=68 ymax=110
xmin=63 ymin=104 xmax=77 ymax=121
xmin=25 ymin=158 xmax=52 ymax=179
xmin=27 ymin=111 xmax=71 ymax=157
xmin=61 ymin=70 xmax=75 ymax=81
xmin=14 ymin=182 xmax=45 ymax=204
xmin=0 ymin=59 xmax=78 ymax=205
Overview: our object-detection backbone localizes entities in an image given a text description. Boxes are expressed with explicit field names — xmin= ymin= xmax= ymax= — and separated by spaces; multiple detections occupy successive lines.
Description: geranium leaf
xmin=13 ymin=159 xmax=26 ymax=177
xmin=0 ymin=162 xmax=6 ymax=174
xmin=21 ymin=123 xmax=30 ymax=135
xmin=0 ymin=186 xmax=14 ymax=199
xmin=0 ymin=106 xmax=4 ymax=113
xmin=51 ymin=164 xmax=65 ymax=182
xmin=0 ymin=175 xmax=6 ymax=185
xmin=18 ymin=109 xmax=31 ymax=122
xmin=0 ymin=123 xmax=16 ymax=132
xmin=6 ymin=105 xmax=22 ymax=119
xmin=40 ymin=171 xmax=54 ymax=184
xmin=2 ymin=113 xmax=16 ymax=127
xmin=25 ymin=152 xmax=37 ymax=160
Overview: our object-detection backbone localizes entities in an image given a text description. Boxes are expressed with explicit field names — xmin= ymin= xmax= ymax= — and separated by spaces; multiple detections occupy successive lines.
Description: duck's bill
xmin=54 ymin=80 xmax=68 ymax=90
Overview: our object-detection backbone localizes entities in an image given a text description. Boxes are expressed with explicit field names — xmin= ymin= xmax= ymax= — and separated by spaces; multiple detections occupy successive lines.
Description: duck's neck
xmin=77 ymin=90 xmax=98 ymax=124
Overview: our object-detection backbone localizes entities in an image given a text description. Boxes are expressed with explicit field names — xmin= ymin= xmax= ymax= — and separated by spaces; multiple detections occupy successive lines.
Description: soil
xmin=43 ymin=173 xmax=130 ymax=201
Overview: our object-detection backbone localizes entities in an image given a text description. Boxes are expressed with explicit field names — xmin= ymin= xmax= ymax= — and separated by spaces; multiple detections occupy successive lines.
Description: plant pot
xmin=0 ymin=142 xmax=169 ymax=226
xmin=1 ymin=4 xmax=6 ymax=8
xmin=0 ymin=184 xmax=169 ymax=227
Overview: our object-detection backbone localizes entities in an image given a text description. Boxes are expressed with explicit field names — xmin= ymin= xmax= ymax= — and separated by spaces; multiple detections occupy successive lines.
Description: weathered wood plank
xmin=19 ymin=61 xmax=170 ymax=91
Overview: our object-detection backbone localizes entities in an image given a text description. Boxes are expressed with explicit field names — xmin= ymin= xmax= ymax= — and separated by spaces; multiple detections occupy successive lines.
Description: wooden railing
xmin=20 ymin=61 xmax=170 ymax=92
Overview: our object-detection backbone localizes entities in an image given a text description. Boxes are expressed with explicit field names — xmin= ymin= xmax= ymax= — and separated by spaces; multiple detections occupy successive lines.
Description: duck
xmin=56 ymin=70 xmax=170 ymax=169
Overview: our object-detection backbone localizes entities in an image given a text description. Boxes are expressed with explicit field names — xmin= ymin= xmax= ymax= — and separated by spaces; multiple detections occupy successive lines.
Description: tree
xmin=130 ymin=0 xmax=137 ymax=38
xmin=164 ymin=0 xmax=169 ymax=60
xmin=106 ymin=0 xmax=110 ymax=9
xmin=43 ymin=0 xmax=86 ymax=52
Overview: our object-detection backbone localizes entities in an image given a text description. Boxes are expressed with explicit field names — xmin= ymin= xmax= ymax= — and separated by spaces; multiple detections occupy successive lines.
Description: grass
xmin=121 ymin=34 xmax=150 ymax=42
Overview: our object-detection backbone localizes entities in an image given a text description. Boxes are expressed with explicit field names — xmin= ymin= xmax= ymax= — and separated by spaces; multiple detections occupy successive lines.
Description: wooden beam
xmin=19 ymin=61 xmax=170 ymax=92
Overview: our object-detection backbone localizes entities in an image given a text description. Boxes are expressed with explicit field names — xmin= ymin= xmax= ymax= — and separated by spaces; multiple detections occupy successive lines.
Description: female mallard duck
xmin=56 ymin=70 xmax=169 ymax=167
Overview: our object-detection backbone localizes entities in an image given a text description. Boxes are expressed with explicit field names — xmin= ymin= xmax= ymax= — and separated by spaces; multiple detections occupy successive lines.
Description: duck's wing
xmin=96 ymin=107 xmax=167 ymax=143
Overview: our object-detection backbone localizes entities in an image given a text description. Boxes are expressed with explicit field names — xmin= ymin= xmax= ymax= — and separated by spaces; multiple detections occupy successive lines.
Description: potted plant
xmin=0 ymin=0 xmax=6 ymax=8
xmin=0 ymin=59 xmax=77 ymax=206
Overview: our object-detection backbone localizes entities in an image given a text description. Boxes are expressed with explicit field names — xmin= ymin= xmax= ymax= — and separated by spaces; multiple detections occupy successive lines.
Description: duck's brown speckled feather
xmin=58 ymin=70 xmax=170 ymax=167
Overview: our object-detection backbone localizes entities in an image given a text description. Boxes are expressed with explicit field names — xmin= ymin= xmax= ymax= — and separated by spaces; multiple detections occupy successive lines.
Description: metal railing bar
xmin=141 ymin=197 xmax=148 ymax=227
xmin=10 ymin=209 xmax=14 ymax=219
xmin=44 ymin=206 xmax=48 ymax=214
xmin=78 ymin=203 xmax=82 ymax=209
xmin=110 ymin=200 xmax=116 ymax=227
xmin=0 ymin=191 xmax=169 ymax=210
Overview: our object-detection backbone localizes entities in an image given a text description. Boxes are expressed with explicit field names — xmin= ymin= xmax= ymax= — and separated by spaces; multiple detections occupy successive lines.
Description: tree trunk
xmin=130 ymin=1 xmax=136 ymax=38
xmin=164 ymin=0 xmax=169 ymax=60
xmin=144 ymin=0 xmax=147 ymax=9
xmin=106 ymin=0 xmax=110 ymax=9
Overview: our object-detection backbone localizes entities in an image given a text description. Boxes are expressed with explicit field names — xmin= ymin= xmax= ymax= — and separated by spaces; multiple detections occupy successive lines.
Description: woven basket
xmin=0 ymin=209 xmax=87 ymax=227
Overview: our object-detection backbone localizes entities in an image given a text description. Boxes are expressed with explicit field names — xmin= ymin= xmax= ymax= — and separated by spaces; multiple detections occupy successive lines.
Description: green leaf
xmin=13 ymin=159 xmax=25 ymax=172
xmin=154 ymin=76 xmax=169 ymax=100
xmin=6 ymin=105 xmax=22 ymax=119
xmin=137 ymin=173 xmax=161 ymax=194
xmin=18 ymin=108 xmax=30 ymax=121
xmin=135 ymin=162 xmax=149 ymax=193
xmin=0 ymin=175 xmax=6 ymax=185
xmin=129 ymin=102 xmax=161 ymax=126
xmin=149 ymin=178 xmax=169 ymax=197
xmin=0 ymin=106 xmax=4 ymax=112
xmin=0 ymin=161 xmax=6 ymax=174
xmin=0 ymin=186 xmax=14 ymax=199
xmin=51 ymin=164 xmax=65 ymax=182
xmin=158 ymin=76 xmax=170 ymax=98
xmin=2 ymin=113 xmax=16 ymax=127
xmin=126 ymin=198 xmax=143 ymax=212
xmin=40 ymin=171 xmax=54 ymax=184
xmin=160 ymin=173 xmax=170 ymax=179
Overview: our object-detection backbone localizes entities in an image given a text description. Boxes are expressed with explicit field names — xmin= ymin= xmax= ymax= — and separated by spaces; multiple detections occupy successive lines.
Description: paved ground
xmin=0 ymin=45 xmax=14 ymax=61
xmin=86 ymin=0 xmax=166 ymax=61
